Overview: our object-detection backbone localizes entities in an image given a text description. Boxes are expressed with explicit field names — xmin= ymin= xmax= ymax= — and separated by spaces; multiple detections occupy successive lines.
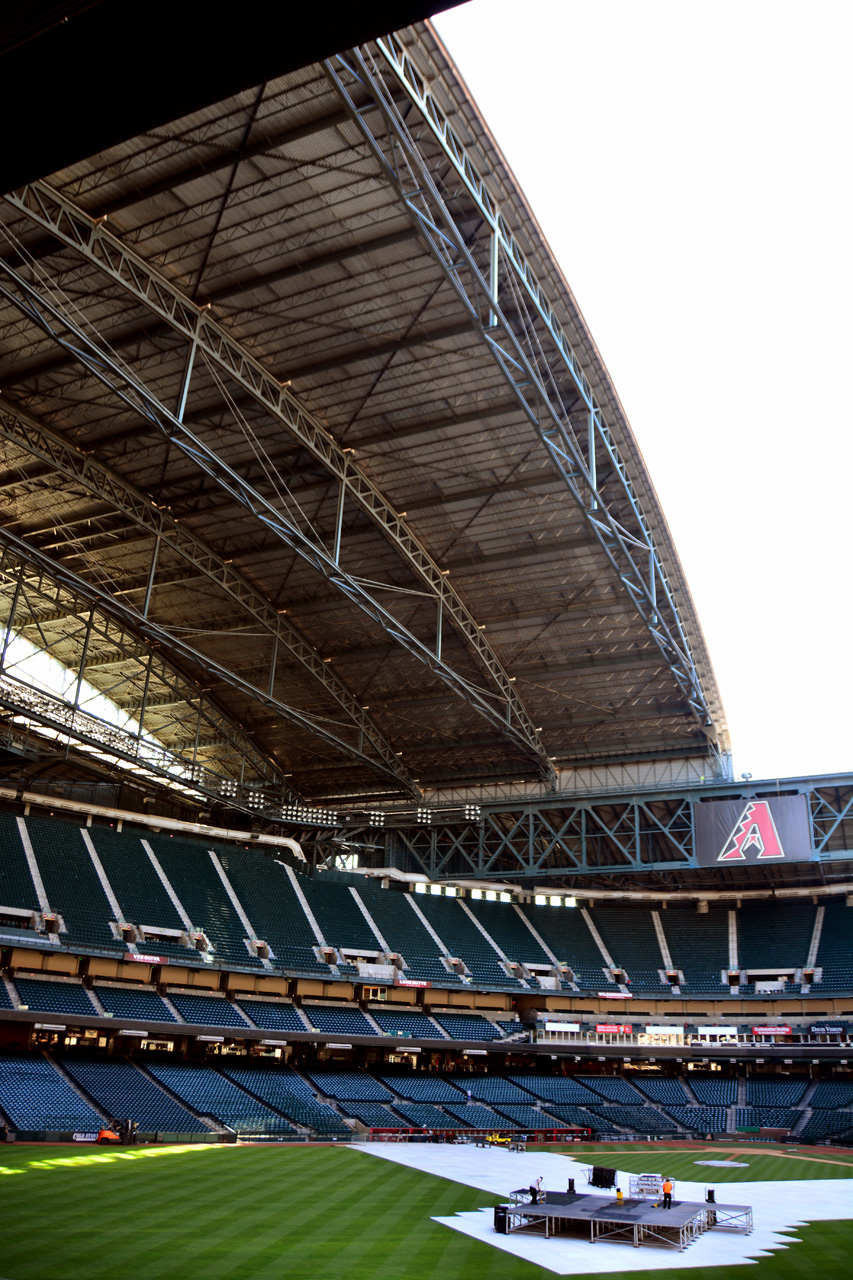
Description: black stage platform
xmin=499 ymin=1190 xmax=753 ymax=1251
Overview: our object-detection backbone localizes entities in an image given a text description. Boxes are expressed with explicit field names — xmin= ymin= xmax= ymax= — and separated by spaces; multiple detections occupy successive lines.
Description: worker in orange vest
xmin=662 ymin=1177 xmax=673 ymax=1209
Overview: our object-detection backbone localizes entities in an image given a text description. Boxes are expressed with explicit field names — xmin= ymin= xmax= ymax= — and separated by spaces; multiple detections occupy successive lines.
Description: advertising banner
xmin=596 ymin=1023 xmax=632 ymax=1034
xmin=694 ymin=795 xmax=811 ymax=866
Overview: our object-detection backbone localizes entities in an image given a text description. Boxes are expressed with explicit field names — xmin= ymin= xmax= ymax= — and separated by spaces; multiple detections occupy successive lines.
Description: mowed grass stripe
xmin=0 ymin=1144 xmax=851 ymax=1280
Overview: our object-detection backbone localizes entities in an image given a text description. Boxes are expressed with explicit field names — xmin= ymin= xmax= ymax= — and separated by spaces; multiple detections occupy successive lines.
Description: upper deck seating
xmin=589 ymin=907 xmax=665 ymax=990
xmin=464 ymin=899 xmax=552 ymax=967
xmin=356 ymin=883 xmax=461 ymax=985
xmin=815 ymin=900 xmax=853 ymax=990
xmin=0 ymin=812 xmax=39 ymax=910
xmin=85 ymin=828 xmax=195 ymax=961
xmin=738 ymin=902 xmax=815 ymax=971
xmin=24 ymin=816 xmax=123 ymax=952
xmin=0 ymin=1051 xmax=103 ymax=1130
xmin=211 ymin=849 xmax=332 ymax=975
xmin=146 ymin=838 xmax=262 ymax=969
xmin=514 ymin=904 xmax=619 ymax=989
xmin=659 ymin=906 xmax=729 ymax=991
xmin=415 ymin=895 xmax=520 ymax=988
xmin=62 ymin=1058 xmax=209 ymax=1131
xmin=298 ymin=876 xmax=378 ymax=952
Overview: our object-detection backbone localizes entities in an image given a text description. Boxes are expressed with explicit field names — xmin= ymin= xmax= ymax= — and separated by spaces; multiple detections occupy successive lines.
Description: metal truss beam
xmin=379 ymin=777 xmax=853 ymax=879
xmin=0 ymin=546 xmax=298 ymax=820
xmin=0 ymin=395 xmax=416 ymax=794
xmin=324 ymin=44 xmax=715 ymax=740
xmin=8 ymin=311 xmax=473 ymax=390
xmin=1 ymin=182 xmax=554 ymax=784
xmin=0 ymin=520 xmax=414 ymax=788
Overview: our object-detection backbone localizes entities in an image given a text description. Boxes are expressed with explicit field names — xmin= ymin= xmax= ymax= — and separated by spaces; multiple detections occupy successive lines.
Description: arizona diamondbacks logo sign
xmin=718 ymin=800 xmax=785 ymax=861
xmin=694 ymin=795 xmax=812 ymax=867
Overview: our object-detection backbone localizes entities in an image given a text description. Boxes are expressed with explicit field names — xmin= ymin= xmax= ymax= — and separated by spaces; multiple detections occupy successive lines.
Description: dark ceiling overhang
xmin=0 ymin=0 xmax=464 ymax=194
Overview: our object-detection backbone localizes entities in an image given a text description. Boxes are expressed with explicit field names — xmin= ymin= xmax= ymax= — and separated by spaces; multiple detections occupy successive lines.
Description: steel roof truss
xmin=0 ymin=546 xmax=296 ymax=817
xmin=0 ymin=396 xmax=415 ymax=793
xmin=2 ymin=182 xmax=553 ymax=783
xmin=0 ymin=511 xmax=416 ymax=789
xmin=325 ymin=45 xmax=712 ymax=737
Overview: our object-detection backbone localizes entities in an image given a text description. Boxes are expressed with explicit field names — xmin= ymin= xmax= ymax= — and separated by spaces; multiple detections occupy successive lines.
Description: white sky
xmin=434 ymin=0 xmax=853 ymax=784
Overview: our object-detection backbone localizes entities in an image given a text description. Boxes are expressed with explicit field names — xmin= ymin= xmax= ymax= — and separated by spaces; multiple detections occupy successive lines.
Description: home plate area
xmin=355 ymin=1143 xmax=853 ymax=1275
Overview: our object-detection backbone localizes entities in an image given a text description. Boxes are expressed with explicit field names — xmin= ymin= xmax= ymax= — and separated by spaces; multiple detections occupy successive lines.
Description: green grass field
xmin=0 ymin=1142 xmax=851 ymax=1280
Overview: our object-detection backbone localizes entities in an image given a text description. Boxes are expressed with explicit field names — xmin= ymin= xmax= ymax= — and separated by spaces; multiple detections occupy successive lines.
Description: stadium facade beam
xmin=324 ymin=43 xmax=717 ymax=744
xmin=2 ymin=182 xmax=555 ymax=786
xmin=0 ymin=395 xmax=417 ymax=795
xmin=0 ymin=544 xmax=299 ymax=819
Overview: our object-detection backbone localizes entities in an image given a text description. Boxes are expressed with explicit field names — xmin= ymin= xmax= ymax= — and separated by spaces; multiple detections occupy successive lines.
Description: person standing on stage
xmin=662 ymin=1177 xmax=673 ymax=1209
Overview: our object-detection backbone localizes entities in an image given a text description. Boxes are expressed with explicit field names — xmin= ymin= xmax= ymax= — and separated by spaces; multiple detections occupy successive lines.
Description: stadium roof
xmin=0 ymin=19 xmax=728 ymax=823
